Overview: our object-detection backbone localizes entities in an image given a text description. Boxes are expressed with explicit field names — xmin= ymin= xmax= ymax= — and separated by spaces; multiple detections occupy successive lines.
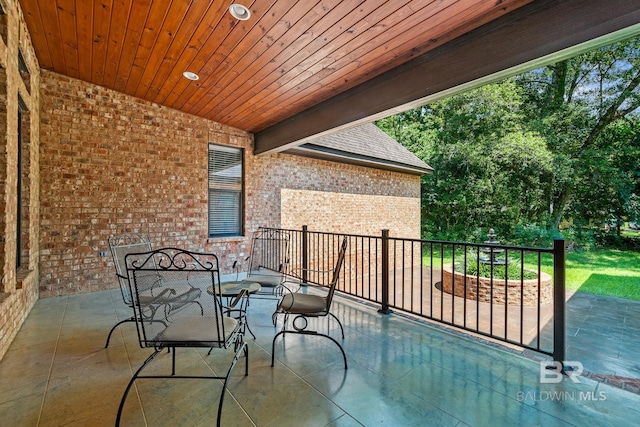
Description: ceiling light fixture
xmin=229 ymin=3 xmax=251 ymax=21
xmin=182 ymin=71 xmax=199 ymax=81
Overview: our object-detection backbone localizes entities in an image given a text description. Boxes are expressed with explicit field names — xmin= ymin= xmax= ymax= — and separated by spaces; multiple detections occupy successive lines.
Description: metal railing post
xmin=302 ymin=225 xmax=308 ymax=285
xmin=553 ymin=238 xmax=566 ymax=367
xmin=379 ymin=229 xmax=391 ymax=314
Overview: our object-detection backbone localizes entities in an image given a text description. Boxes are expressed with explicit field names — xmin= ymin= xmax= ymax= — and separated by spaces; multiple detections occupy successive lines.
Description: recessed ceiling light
xmin=229 ymin=3 xmax=251 ymax=21
xmin=182 ymin=71 xmax=199 ymax=81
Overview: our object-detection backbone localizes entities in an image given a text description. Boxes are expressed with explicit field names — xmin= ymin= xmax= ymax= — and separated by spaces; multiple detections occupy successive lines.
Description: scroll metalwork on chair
xmin=105 ymin=232 xmax=203 ymax=348
xmin=115 ymin=248 xmax=249 ymax=427
xmin=105 ymin=232 xmax=151 ymax=348
xmin=271 ymin=237 xmax=349 ymax=369
xmin=239 ymin=227 xmax=292 ymax=297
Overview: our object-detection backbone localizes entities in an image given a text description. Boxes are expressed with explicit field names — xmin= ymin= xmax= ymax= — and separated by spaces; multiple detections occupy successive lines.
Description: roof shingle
xmin=289 ymin=123 xmax=432 ymax=175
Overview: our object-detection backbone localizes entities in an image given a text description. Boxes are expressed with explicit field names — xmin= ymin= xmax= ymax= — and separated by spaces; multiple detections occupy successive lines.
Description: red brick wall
xmin=0 ymin=0 xmax=41 ymax=361
xmin=38 ymin=71 xmax=422 ymax=299
xmin=39 ymin=71 xmax=253 ymax=296
xmin=281 ymin=188 xmax=420 ymax=238
xmin=251 ymin=152 xmax=421 ymax=238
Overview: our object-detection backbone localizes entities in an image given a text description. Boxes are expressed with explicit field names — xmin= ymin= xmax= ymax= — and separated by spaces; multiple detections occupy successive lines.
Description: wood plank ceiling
xmin=20 ymin=0 xmax=535 ymax=135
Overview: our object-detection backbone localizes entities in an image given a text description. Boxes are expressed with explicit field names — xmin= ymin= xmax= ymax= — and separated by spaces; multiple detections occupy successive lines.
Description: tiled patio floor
xmin=562 ymin=291 xmax=640 ymax=385
xmin=1 ymin=288 xmax=639 ymax=426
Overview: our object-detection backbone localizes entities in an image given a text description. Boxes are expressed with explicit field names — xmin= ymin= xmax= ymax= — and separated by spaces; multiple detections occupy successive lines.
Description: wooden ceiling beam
xmin=254 ymin=0 xmax=640 ymax=155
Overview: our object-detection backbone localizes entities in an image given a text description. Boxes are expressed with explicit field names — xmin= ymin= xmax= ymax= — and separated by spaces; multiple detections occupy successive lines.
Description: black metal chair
xmin=115 ymin=248 xmax=249 ymax=427
xmin=238 ymin=228 xmax=294 ymax=297
xmin=105 ymin=232 xmax=152 ymax=348
xmin=105 ymin=232 xmax=202 ymax=348
xmin=271 ymin=238 xmax=349 ymax=369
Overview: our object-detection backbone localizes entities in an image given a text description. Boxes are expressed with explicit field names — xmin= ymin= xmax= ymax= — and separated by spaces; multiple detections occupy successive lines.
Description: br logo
xmin=540 ymin=361 xmax=584 ymax=383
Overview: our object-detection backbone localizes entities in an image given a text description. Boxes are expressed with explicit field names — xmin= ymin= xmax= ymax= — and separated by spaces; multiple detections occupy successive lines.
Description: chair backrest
xmin=109 ymin=233 xmax=153 ymax=305
xmin=125 ymin=248 xmax=230 ymax=348
xmin=248 ymin=228 xmax=290 ymax=274
xmin=325 ymin=238 xmax=349 ymax=310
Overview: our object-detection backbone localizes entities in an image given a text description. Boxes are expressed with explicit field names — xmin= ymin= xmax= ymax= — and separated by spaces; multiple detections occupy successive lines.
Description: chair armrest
xmin=222 ymin=289 xmax=249 ymax=322
xmin=285 ymin=267 xmax=332 ymax=286
xmin=226 ymin=288 xmax=249 ymax=310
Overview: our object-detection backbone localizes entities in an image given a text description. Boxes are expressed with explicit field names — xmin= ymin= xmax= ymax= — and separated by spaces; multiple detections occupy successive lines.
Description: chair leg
xmin=244 ymin=341 xmax=249 ymax=376
xmin=244 ymin=321 xmax=256 ymax=340
xmin=115 ymin=348 xmax=162 ymax=426
xmin=217 ymin=341 xmax=249 ymax=427
xmin=104 ymin=317 xmax=135 ymax=348
xmin=171 ymin=347 xmax=176 ymax=376
xmin=117 ymin=343 xmax=248 ymax=427
xmin=271 ymin=330 xmax=347 ymax=369
xmin=271 ymin=330 xmax=285 ymax=367
xmin=322 ymin=332 xmax=348 ymax=369
xmin=328 ymin=312 xmax=345 ymax=339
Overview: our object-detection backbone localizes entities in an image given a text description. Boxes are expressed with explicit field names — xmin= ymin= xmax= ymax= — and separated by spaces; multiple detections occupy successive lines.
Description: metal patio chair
xmin=238 ymin=228 xmax=294 ymax=297
xmin=271 ymin=237 xmax=349 ymax=369
xmin=115 ymin=248 xmax=249 ymax=427
xmin=104 ymin=232 xmax=202 ymax=348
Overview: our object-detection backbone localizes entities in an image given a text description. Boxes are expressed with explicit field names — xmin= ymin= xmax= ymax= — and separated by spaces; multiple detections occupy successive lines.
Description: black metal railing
xmin=256 ymin=226 xmax=566 ymax=363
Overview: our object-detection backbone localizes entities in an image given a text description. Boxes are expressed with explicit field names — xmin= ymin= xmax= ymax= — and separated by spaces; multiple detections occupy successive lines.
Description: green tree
xmin=377 ymin=36 xmax=640 ymax=244
xmin=378 ymin=80 xmax=554 ymax=240
xmin=518 ymin=38 xmax=640 ymax=230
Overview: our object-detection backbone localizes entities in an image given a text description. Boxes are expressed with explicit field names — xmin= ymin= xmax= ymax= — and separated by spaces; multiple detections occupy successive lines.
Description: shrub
xmin=511 ymin=223 xmax=561 ymax=247
xmin=595 ymin=232 xmax=640 ymax=251
xmin=454 ymin=261 xmax=538 ymax=280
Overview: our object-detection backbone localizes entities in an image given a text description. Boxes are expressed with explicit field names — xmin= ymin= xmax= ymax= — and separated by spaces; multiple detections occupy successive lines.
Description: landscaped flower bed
xmin=440 ymin=263 xmax=553 ymax=306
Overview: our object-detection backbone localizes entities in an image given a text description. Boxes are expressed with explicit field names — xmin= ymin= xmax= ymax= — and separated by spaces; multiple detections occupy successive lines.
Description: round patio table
xmin=207 ymin=281 xmax=261 ymax=339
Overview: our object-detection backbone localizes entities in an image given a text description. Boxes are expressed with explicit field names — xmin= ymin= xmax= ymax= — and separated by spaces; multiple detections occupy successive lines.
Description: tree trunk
xmin=552 ymin=186 xmax=572 ymax=230
xmin=543 ymin=61 xmax=568 ymax=116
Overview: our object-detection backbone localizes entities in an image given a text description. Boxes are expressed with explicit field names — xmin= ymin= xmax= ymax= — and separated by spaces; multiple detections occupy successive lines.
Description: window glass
xmin=208 ymin=144 xmax=243 ymax=237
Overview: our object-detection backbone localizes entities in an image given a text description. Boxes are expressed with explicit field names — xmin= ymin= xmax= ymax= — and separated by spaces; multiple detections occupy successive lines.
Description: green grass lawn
xmin=558 ymin=249 xmax=640 ymax=300
xmin=424 ymin=246 xmax=640 ymax=301
xmin=525 ymin=249 xmax=640 ymax=301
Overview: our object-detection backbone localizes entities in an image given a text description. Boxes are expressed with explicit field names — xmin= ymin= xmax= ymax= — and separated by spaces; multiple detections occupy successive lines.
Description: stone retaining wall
xmin=441 ymin=264 xmax=553 ymax=306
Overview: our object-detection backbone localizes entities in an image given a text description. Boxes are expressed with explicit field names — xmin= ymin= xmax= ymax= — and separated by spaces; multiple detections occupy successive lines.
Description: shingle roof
xmin=287 ymin=123 xmax=433 ymax=175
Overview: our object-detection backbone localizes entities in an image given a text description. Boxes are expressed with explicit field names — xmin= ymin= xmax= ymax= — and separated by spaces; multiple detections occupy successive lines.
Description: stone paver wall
xmin=441 ymin=264 xmax=553 ymax=306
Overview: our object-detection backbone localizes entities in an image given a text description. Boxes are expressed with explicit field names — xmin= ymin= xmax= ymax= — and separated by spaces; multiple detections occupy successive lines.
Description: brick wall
xmin=281 ymin=188 xmax=420 ymax=238
xmin=0 ymin=0 xmax=41 ymax=361
xmin=38 ymin=71 xmax=422 ymax=299
xmin=39 ymin=71 xmax=255 ymax=296
xmin=253 ymin=152 xmax=421 ymax=238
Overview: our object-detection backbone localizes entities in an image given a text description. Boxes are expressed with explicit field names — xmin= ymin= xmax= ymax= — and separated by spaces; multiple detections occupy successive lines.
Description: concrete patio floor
xmin=1 ymin=287 xmax=639 ymax=426
xmin=561 ymin=291 xmax=640 ymax=387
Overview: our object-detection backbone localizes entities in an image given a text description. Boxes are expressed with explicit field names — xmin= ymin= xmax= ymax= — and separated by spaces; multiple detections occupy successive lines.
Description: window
xmin=18 ymin=50 xmax=30 ymax=94
xmin=208 ymin=143 xmax=243 ymax=237
xmin=17 ymin=95 xmax=30 ymax=271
